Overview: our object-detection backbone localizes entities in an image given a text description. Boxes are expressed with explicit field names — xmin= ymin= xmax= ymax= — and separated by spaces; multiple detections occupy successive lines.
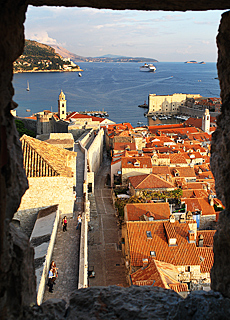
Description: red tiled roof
xmin=131 ymin=259 xmax=188 ymax=293
xmin=196 ymin=230 xmax=215 ymax=248
xmin=169 ymin=153 xmax=188 ymax=164
xmin=65 ymin=112 xmax=104 ymax=122
xmin=125 ymin=203 xmax=171 ymax=221
xmin=182 ymin=189 xmax=209 ymax=198
xmin=152 ymin=166 xmax=171 ymax=176
xmin=113 ymin=142 xmax=136 ymax=151
xmin=170 ymin=166 xmax=196 ymax=178
xmin=128 ymin=174 xmax=174 ymax=189
xmin=184 ymin=118 xmax=202 ymax=128
xmin=126 ymin=220 xmax=213 ymax=271
xmin=182 ymin=198 xmax=216 ymax=216
xmin=121 ymin=157 xmax=152 ymax=169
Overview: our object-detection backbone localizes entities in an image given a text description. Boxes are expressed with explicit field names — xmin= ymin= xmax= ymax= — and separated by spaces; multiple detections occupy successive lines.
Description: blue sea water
xmin=13 ymin=62 xmax=220 ymax=127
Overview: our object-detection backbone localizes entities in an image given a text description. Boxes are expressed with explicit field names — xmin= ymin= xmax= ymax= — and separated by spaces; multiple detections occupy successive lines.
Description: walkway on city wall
xmin=43 ymin=143 xmax=85 ymax=304
xmin=88 ymin=150 xmax=128 ymax=287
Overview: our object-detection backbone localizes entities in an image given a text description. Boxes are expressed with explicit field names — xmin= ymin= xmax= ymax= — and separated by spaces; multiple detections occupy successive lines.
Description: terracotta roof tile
xmin=121 ymin=157 xmax=152 ymax=169
xmin=182 ymin=198 xmax=216 ymax=216
xmin=126 ymin=220 xmax=213 ymax=273
xmin=128 ymin=174 xmax=174 ymax=189
xmin=125 ymin=203 xmax=171 ymax=221
xmin=20 ymin=135 xmax=76 ymax=177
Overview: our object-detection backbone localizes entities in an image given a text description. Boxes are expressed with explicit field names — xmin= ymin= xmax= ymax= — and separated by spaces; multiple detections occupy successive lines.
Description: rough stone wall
xmin=87 ymin=128 xmax=104 ymax=174
xmin=17 ymin=117 xmax=37 ymax=133
xmin=18 ymin=176 xmax=74 ymax=215
xmin=28 ymin=0 xmax=230 ymax=11
xmin=180 ymin=106 xmax=220 ymax=118
xmin=211 ymin=11 xmax=230 ymax=298
xmin=0 ymin=1 xmax=37 ymax=318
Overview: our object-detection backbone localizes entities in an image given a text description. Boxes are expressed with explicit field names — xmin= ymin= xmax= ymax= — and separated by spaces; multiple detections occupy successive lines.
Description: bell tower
xmin=58 ymin=90 xmax=67 ymax=120
xmin=202 ymin=108 xmax=210 ymax=133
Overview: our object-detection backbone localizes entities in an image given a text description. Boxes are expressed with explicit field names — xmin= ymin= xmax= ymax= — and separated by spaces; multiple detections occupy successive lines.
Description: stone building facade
xmin=148 ymin=93 xmax=201 ymax=115
xmin=17 ymin=135 xmax=77 ymax=216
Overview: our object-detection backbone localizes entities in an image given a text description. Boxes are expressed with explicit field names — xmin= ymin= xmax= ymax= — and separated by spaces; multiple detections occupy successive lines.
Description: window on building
xmin=185 ymin=266 xmax=191 ymax=272
xmin=150 ymin=251 xmax=156 ymax=257
xmin=146 ymin=231 xmax=152 ymax=238
xmin=62 ymin=111 xmax=64 ymax=114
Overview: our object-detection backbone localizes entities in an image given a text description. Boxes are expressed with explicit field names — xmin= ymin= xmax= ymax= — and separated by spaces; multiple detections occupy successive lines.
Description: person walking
xmin=48 ymin=267 xmax=54 ymax=293
xmin=50 ymin=261 xmax=58 ymax=284
xmin=76 ymin=214 xmax=82 ymax=230
xmin=62 ymin=216 xmax=68 ymax=232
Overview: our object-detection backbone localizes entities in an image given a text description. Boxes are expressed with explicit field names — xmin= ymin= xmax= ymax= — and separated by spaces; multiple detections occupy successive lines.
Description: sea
xmin=13 ymin=62 xmax=220 ymax=127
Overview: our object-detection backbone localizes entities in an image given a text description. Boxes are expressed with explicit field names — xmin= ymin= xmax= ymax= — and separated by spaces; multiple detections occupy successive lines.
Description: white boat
xmin=137 ymin=121 xmax=143 ymax=125
xmin=26 ymin=81 xmax=30 ymax=91
xmin=140 ymin=63 xmax=156 ymax=72
xmin=152 ymin=116 xmax=157 ymax=120
xmin=78 ymin=72 xmax=82 ymax=77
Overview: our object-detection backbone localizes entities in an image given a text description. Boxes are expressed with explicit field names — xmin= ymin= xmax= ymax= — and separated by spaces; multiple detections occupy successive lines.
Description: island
xmin=185 ymin=61 xmax=206 ymax=64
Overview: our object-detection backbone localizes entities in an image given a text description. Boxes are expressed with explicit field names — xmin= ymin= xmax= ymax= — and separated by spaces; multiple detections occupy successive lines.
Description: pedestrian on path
xmin=50 ymin=260 xmax=58 ymax=283
xmin=76 ymin=214 xmax=82 ymax=230
xmin=48 ymin=267 xmax=54 ymax=293
xmin=62 ymin=216 xmax=68 ymax=232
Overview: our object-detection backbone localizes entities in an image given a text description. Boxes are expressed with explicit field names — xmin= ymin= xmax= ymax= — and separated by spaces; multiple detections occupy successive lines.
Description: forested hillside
xmin=13 ymin=40 xmax=80 ymax=72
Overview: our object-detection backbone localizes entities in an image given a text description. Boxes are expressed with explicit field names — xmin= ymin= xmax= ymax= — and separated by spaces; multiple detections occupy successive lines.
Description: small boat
xmin=137 ymin=121 xmax=143 ymax=125
xmin=152 ymin=116 xmax=157 ymax=121
xmin=26 ymin=81 xmax=30 ymax=91
xmin=26 ymin=109 xmax=31 ymax=112
xmin=78 ymin=72 xmax=82 ymax=77
xmin=139 ymin=63 xmax=156 ymax=72
xmin=138 ymin=101 xmax=148 ymax=108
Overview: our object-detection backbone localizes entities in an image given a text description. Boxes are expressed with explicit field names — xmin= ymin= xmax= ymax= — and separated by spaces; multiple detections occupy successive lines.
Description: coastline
xmin=14 ymin=68 xmax=83 ymax=74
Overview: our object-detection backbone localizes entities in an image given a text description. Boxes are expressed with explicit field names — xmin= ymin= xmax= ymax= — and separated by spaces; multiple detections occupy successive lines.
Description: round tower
xmin=58 ymin=90 xmax=67 ymax=120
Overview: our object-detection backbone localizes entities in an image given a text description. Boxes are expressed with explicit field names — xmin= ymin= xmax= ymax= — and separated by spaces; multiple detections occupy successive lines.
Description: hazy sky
xmin=25 ymin=6 xmax=227 ymax=62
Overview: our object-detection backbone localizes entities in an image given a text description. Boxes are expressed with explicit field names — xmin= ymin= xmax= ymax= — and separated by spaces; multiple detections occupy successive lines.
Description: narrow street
xmin=43 ymin=142 xmax=84 ymax=304
xmin=88 ymin=150 xmax=128 ymax=287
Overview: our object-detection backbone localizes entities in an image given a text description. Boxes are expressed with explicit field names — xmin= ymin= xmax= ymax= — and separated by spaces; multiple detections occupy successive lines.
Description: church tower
xmin=58 ymin=90 xmax=67 ymax=120
xmin=202 ymin=108 xmax=210 ymax=133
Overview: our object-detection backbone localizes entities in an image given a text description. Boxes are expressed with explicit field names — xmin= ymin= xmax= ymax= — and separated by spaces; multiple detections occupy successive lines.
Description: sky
xmin=25 ymin=6 xmax=227 ymax=62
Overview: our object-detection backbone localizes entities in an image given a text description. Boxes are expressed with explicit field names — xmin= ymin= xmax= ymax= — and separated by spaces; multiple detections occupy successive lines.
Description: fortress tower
xmin=202 ymin=108 xmax=210 ymax=133
xmin=58 ymin=90 xmax=67 ymax=120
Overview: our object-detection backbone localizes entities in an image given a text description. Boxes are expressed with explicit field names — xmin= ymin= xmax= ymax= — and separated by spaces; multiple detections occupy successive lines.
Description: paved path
xmin=43 ymin=144 xmax=85 ymax=304
xmin=88 ymin=150 xmax=128 ymax=287
xmin=43 ymin=216 xmax=80 ymax=304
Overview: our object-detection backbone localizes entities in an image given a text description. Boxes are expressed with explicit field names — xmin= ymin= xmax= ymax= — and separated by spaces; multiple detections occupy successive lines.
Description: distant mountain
xmin=52 ymin=45 xmax=158 ymax=63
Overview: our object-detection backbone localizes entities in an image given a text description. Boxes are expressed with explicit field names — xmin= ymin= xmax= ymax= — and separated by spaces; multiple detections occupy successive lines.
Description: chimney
xmin=179 ymin=213 xmax=186 ymax=223
xmin=169 ymin=214 xmax=175 ymax=223
xmin=209 ymin=194 xmax=214 ymax=206
xmin=142 ymin=259 xmax=149 ymax=268
xmin=198 ymin=234 xmax=204 ymax=247
xmin=188 ymin=230 xmax=196 ymax=243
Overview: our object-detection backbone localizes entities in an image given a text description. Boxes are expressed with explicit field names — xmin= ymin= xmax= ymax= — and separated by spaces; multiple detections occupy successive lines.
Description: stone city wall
xmin=80 ymin=129 xmax=94 ymax=147
xmin=18 ymin=176 xmax=74 ymax=216
xmin=87 ymin=128 xmax=104 ymax=174
xmin=53 ymin=118 xmax=69 ymax=133
xmin=30 ymin=205 xmax=59 ymax=305
xmin=180 ymin=106 xmax=220 ymax=118
xmin=17 ymin=117 xmax=37 ymax=133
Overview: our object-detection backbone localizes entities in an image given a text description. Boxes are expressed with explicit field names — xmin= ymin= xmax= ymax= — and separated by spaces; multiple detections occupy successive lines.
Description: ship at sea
xmin=140 ymin=63 xmax=156 ymax=72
